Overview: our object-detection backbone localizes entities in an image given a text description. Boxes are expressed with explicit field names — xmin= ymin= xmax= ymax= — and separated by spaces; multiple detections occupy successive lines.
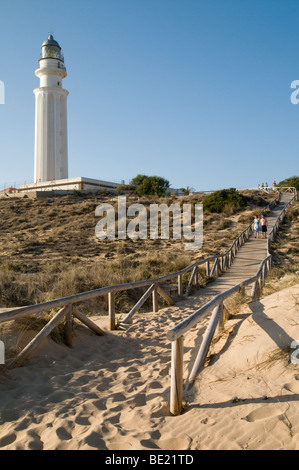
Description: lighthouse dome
xmin=42 ymin=34 xmax=61 ymax=49
xmin=39 ymin=35 xmax=64 ymax=62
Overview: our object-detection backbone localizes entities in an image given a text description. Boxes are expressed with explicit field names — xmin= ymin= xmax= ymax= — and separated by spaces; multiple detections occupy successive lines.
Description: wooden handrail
xmin=167 ymin=263 xmax=267 ymax=343
xmin=168 ymin=189 xmax=297 ymax=415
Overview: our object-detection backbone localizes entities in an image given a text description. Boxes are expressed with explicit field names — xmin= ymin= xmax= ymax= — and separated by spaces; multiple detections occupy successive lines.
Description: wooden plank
xmin=72 ymin=308 xmax=105 ymax=336
xmin=196 ymin=267 xmax=199 ymax=284
xmin=185 ymin=266 xmax=198 ymax=296
xmin=210 ymin=258 xmax=219 ymax=278
xmin=178 ymin=274 xmax=183 ymax=297
xmin=152 ymin=287 xmax=158 ymax=313
xmin=206 ymin=261 xmax=210 ymax=277
xmin=251 ymin=281 xmax=258 ymax=299
xmin=170 ymin=336 xmax=184 ymax=416
xmin=186 ymin=303 xmax=223 ymax=387
xmin=64 ymin=305 xmax=73 ymax=347
xmin=157 ymin=286 xmax=174 ymax=306
xmin=108 ymin=291 xmax=116 ymax=331
xmin=122 ymin=284 xmax=155 ymax=324
xmin=216 ymin=302 xmax=226 ymax=334
xmin=9 ymin=305 xmax=70 ymax=369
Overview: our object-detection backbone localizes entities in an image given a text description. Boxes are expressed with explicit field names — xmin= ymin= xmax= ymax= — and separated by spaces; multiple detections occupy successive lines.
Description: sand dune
xmin=0 ymin=284 xmax=298 ymax=450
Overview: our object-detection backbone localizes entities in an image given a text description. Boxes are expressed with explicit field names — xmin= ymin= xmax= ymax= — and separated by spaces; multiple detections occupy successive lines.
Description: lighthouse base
xmin=19 ymin=177 xmax=120 ymax=193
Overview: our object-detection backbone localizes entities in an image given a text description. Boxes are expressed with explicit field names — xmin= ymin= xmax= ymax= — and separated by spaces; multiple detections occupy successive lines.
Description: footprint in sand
xmin=0 ymin=433 xmax=17 ymax=448
xmin=127 ymin=366 xmax=140 ymax=373
xmin=159 ymin=365 xmax=170 ymax=377
xmin=129 ymin=393 xmax=146 ymax=407
xmin=149 ymin=380 xmax=163 ymax=390
xmin=91 ymin=398 xmax=107 ymax=411
xmin=109 ymin=392 xmax=127 ymax=403
xmin=141 ymin=436 xmax=191 ymax=450
xmin=75 ymin=414 xmax=91 ymax=426
xmin=0 ymin=408 xmax=22 ymax=423
xmin=245 ymin=406 xmax=282 ymax=423
xmin=56 ymin=426 xmax=72 ymax=441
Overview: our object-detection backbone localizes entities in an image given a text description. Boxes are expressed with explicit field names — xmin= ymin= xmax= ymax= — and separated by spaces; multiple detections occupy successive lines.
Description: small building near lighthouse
xmin=20 ymin=34 xmax=120 ymax=194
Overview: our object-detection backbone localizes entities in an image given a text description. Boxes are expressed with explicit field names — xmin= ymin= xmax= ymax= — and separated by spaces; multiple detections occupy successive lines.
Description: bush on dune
xmin=203 ymin=188 xmax=247 ymax=213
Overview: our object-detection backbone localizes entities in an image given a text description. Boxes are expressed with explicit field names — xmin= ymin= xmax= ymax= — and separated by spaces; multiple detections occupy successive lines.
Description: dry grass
xmin=0 ymin=190 xmax=276 ymax=313
xmin=224 ymin=289 xmax=252 ymax=317
xmin=255 ymin=347 xmax=291 ymax=371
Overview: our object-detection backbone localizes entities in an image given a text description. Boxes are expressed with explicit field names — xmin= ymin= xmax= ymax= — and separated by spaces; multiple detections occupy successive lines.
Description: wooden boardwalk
xmin=167 ymin=191 xmax=297 ymax=414
xmin=203 ymin=192 xmax=294 ymax=294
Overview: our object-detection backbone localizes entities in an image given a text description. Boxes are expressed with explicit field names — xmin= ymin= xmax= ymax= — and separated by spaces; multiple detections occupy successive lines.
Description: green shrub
xmin=203 ymin=188 xmax=247 ymax=213
xmin=130 ymin=175 xmax=170 ymax=197
xmin=277 ymin=176 xmax=299 ymax=192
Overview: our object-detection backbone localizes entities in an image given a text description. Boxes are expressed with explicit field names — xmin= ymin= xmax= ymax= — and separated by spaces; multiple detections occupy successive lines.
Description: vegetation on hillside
xmin=278 ymin=176 xmax=299 ymax=192
xmin=118 ymin=174 xmax=170 ymax=197
xmin=0 ymin=190 xmax=278 ymax=313
xmin=202 ymin=188 xmax=247 ymax=213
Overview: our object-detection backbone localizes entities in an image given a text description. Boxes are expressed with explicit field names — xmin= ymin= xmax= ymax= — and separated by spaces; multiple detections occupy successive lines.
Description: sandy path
xmin=0 ymin=284 xmax=299 ymax=450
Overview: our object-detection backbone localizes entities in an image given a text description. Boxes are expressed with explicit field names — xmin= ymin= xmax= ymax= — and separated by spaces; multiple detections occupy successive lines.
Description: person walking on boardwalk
xmin=260 ymin=214 xmax=268 ymax=239
xmin=253 ymin=216 xmax=260 ymax=238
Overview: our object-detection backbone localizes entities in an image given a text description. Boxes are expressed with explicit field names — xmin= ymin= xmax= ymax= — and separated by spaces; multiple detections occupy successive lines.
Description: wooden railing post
xmin=122 ymin=284 xmax=155 ymax=324
xmin=186 ymin=303 xmax=223 ymax=388
xmin=170 ymin=336 xmax=184 ymax=416
xmin=178 ymin=274 xmax=183 ymax=297
xmin=224 ymin=254 xmax=228 ymax=271
xmin=210 ymin=259 xmax=218 ymax=277
xmin=157 ymin=286 xmax=174 ymax=306
xmin=258 ymin=273 xmax=263 ymax=291
xmin=206 ymin=261 xmax=210 ymax=277
xmin=216 ymin=302 xmax=226 ymax=335
xmin=194 ymin=267 xmax=198 ymax=285
xmin=152 ymin=286 xmax=158 ymax=313
xmin=267 ymin=257 xmax=272 ymax=271
xmin=9 ymin=305 xmax=71 ymax=369
xmin=262 ymin=264 xmax=266 ymax=286
xmin=251 ymin=280 xmax=258 ymax=299
xmin=73 ymin=308 xmax=105 ymax=336
xmin=64 ymin=305 xmax=73 ymax=347
xmin=186 ymin=266 xmax=198 ymax=296
xmin=108 ymin=291 xmax=116 ymax=330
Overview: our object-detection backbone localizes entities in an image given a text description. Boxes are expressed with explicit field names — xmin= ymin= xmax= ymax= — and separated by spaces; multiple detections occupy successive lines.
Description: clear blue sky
xmin=0 ymin=0 xmax=298 ymax=192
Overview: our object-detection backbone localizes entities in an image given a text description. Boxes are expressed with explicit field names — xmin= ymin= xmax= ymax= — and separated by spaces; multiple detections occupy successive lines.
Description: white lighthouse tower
xmin=34 ymin=34 xmax=69 ymax=183
xmin=19 ymin=35 xmax=121 ymax=194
